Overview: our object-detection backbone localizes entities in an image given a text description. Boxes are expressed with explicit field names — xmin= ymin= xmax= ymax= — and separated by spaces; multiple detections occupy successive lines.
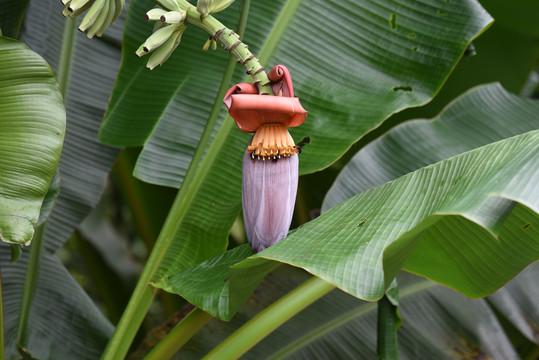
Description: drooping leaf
xmin=21 ymin=0 xmax=121 ymax=252
xmin=0 ymin=37 xmax=65 ymax=245
xmin=157 ymin=86 xmax=539 ymax=320
xmin=0 ymin=245 xmax=114 ymax=360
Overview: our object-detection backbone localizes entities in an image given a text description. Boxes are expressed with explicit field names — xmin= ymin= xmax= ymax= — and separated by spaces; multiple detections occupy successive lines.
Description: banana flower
xmin=224 ymin=65 xmax=307 ymax=252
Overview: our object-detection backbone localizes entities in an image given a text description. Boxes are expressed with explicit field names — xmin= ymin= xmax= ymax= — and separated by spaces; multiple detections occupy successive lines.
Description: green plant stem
xmin=102 ymin=1 xmax=302 ymax=358
xmin=203 ymin=277 xmax=334 ymax=360
xmin=177 ymin=0 xmax=272 ymax=94
xmin=15 ymin=225 xmax=43 ymax=347
xmin=16 ymin=16 xmax=76 ymax=350
xmin=0 ymin=270 xmax=4 ymax=360
xmin=57 ymin=17 xmax=76 ymax=97
xmin=144 ymin=308 xmax=212 ymax=360
xmin=377 ymin=295 xmax=399 ymax=360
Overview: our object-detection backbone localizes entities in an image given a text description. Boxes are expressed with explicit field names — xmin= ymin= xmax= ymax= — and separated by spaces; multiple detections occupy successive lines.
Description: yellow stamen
xmin=248 ymin=124 xmax=297 ymax=160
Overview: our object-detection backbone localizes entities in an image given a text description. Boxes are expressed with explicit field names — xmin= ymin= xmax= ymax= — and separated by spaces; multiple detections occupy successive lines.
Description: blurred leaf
xmin=158 ymin=86 xmax=539 ymax=320
xmin=21 ymin=0 xmax=121 ymax=252
xmin=178 ymin=268 xmax=535 ymax=359
xmin=100 ymin=0 xmax=492 ymax=185
xmin=479 ymin=0 xmax=539 ymax=37
xmin=0 ymin=245 xmax=113 ymax=360
xmin=0 ymin=37 xmax=65 ymax=245
xmin=0 ymin=0 xmax=29 ymax=37
xmin=0 ymin=1 xmax=127 ymax=357
xmin=489 ymin=265 xmax=539 ymax=344
xmin=255 ymin=277 xmax=519 ymax=360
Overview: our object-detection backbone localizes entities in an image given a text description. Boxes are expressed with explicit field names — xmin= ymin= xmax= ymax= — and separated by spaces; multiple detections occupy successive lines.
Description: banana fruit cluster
xmin=136 ymin=1 xmax=187 ymax=70
xmin=136 ymin=0 xmax=238 ymax=70
xmin=61 ymin=0 xmax=125 ymax=38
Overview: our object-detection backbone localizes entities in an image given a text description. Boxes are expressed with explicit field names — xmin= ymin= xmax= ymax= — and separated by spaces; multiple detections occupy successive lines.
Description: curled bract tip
xmin=223 ymin=65 xmax=308 ymax=133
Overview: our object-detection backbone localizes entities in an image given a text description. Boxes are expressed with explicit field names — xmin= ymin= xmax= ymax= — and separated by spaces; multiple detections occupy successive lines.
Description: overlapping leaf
xmin=0 ymin=37 xmax=65 ymax=245
xmin=157 ymin=86 xmax=539 ymax=320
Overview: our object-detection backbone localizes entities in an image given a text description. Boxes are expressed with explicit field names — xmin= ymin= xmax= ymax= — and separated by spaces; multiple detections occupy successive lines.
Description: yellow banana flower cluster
xmin=60 ymin=0 xmax=124 ymax=38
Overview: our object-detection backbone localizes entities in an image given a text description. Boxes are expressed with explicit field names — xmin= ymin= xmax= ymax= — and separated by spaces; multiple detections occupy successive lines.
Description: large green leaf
xmin=157 ymin=86 xmax=539 ymax=320
xmin=324 ymin=84 xmax=539 ymax=209
xmin=0 ymin=37 xmax=65 ymax=245
xmin=0 ymin=245 xmax=114 ymax=360
xmin=21 ymin=0 xmax=120 ymax=252
xmin=100 ymin=0 xmax=492 ymax=185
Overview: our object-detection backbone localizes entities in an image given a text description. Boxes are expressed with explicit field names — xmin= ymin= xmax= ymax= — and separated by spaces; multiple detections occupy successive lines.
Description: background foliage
xmin=0 ymin=0 xmax=538 ymax=359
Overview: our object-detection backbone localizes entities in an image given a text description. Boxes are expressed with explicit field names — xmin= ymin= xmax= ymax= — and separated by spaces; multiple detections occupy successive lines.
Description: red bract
xmin=223 ymin=65 xmax=307 ymax=133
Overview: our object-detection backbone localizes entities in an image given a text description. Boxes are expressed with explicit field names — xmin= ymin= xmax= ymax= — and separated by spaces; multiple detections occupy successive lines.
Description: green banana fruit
xmin=145 ymin=8 xmax=168 ymax=21
xmin=146 ymin=26 xmax=185 ymax=70
xmin=160 ymin=10 xmax=186 ymax=24
xmin=141 ymin=24 xmax=179 ymax=52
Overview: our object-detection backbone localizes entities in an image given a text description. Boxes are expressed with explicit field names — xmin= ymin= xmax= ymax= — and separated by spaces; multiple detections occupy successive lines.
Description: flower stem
xmin=177 ymin=0 xmax=273 ymax=95
xmin=203 ymin=277 xmax=334 ymax=360
xmin=144 ymin=308 xmax=212 ymax=360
